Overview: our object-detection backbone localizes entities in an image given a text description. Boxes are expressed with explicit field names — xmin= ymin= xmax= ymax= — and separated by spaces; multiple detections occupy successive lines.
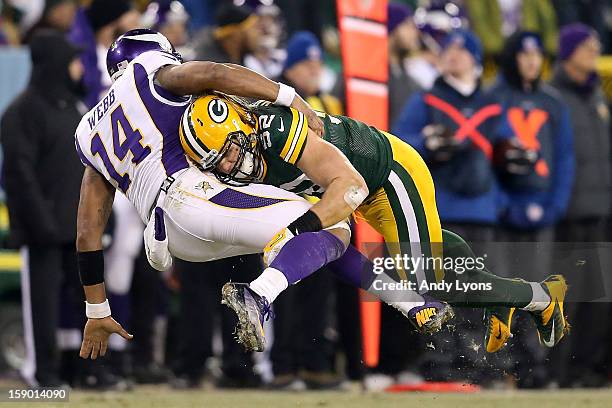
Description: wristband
xmin=287 ymin=210 xmax=323 ymax=235
xmin=274 ymin=83 xmax=296 ymax=106
xmin=78 ymin=250 xmax=105 ymax=286
xmin=85 ymin=299 xmax=111 ymax=319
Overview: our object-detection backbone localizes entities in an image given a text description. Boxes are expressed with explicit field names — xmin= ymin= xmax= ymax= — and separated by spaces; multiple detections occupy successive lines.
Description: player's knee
xmin=442 ymin=229 xmax=476 ymax=259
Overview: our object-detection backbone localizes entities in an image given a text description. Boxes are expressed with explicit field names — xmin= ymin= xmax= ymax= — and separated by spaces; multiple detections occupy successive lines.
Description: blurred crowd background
xmin=0 ymin=0 xmax=611 ymax=394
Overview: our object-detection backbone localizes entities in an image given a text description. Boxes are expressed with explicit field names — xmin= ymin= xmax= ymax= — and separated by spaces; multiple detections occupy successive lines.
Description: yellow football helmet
xmin=179 ymin=93 xmax=265 ymax=184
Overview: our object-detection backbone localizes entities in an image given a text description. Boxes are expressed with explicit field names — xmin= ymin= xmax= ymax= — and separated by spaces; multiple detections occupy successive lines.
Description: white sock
xmin=249 ymin=267 xmax=288 ymax=303
xmin=368 ymin=272 xmax=425 ymax=313
xmin=522 ymin=282 xmax=551 ymax=312
xmin=388 ymin=300 xmax=426 ymax=314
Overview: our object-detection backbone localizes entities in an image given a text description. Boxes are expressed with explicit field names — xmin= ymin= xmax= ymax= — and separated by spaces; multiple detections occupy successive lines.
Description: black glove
xmin=493 ymin=138 xmax=538 ymax=175
xmin=423 ymin=124 xmax=462 ymax=163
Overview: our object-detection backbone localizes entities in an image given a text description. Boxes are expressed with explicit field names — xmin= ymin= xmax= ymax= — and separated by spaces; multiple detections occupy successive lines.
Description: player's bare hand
xmin=79 ymin=316 xmax=133 ymax=360
xmin=291 ymin=95 xmax=324 ymax=136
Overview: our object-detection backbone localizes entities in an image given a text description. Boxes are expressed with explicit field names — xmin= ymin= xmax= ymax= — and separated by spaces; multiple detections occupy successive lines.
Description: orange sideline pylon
xmin=337 ymin=0 xmax=389 ymax=368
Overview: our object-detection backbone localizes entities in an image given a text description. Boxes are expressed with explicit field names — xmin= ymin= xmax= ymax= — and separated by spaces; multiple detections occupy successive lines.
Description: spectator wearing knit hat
xmin=387 ymin=2 xmax=420 ymax=126
xmin=280 ymin=31 xmax=340 ymax=110
xmin=68 ymin=0 xmax=140 ymax=108
xmin=553 ymin=2 xmax=610 ymax=54
xmin=394 ymin=30 xmax=505 ymax=383
xmin=552 ymin=25 xmax=609 ymax=223
xmin=486 ymin=32 xmax=574 ymax=387
xmin=489 ymin=31 xmax=574 ymax=234
xmin=549 ymin=23 xmax=610 ymax=388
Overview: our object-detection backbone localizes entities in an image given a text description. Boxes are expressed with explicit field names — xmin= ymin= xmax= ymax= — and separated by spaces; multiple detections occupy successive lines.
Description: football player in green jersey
xmin=180 ymin=93 xmax=569 ymax=354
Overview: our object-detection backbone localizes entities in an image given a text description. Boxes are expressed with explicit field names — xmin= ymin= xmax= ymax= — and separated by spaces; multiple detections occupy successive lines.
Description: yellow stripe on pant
xmin=356 ymin=132 xmax=444 ymax=285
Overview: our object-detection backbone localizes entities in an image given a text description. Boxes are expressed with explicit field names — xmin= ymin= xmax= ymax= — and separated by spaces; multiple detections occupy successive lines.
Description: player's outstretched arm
xmin=296 ymin=129 xmax=369 ymax=228
xmin=76 ymin=167 xmax=115 ymax=253
xmin=155 ymin=61 xmax=324 ymax=135
xmin=76 ymin=167 xmax=132 ymax=360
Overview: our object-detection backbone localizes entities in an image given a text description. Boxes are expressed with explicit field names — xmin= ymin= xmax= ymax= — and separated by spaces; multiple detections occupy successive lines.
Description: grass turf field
xmin=2 ymin=386 xmax=611 ymax=408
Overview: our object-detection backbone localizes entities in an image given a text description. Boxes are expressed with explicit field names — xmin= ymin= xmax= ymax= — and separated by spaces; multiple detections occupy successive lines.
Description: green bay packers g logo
xmin=208 ymin=99 xmax=229 ymax=123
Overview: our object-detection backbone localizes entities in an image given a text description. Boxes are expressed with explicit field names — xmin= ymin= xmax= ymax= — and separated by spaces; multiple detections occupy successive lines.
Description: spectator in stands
xmin=491 ymin=31 xmax=574 ymax=239
xmin=141 ymin=0 xmax=190 ymax=51
xmin=488 ymin=31 xmax=574 ymax=388
xmin=242 ymin=0 xmax=286 ymax=78
xmin=275 ymin=0 xmax=333 ymax=40
xmin=0 ymin=29 xmax=84 ymax=388
xmin=387 ymin=2 xmax=420 ymax=126
xmin=178 ymin=0 xmax=221 ymax=32
xmin=25 ymin=0 xmax=77 ymax=41
xmin=553 ymin=0 xmax=610 ymax=53
xmin=270 ymin=31 xmax=346 ymax=390
xmin=393 ymin=29 xmax=504 ymax=384
xmin=172 ymin=3 xmax=264 ymax=389
xmin=466 ymin=0 xmax=559 ymax=58
xmin=279 ymin=31 xmax=341 ymax=115
xmin=2 ymin=0 xmax=44 ymax=37
xmin=0 ymin=3 xmax=23 ymax=45
xmin=549 ymin=23 xmax=610 ymax=388
xmin=192 ymin=2 xmax=261 ymax=65
xmin=395 ymin=30 xmax=502 ymax=243
xmin=408 ymin=0 xmax=468 ymax=90
xmin=69 ymin=0 xmax=140 ymax=109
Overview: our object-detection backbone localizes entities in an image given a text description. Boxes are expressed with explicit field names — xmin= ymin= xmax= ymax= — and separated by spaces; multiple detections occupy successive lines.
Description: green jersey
xmin=252 ymin=103 xmax=393 ymax=197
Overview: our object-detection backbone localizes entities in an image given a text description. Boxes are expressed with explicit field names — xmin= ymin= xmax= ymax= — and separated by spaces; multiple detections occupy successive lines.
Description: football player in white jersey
xmin=75 ymin=29 xmax=359 ymax=358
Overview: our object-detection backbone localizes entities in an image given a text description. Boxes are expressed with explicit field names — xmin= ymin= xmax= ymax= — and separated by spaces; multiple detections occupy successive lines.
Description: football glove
xmin=494 ymin=138 xmax=538 ymax=175
xmin=423 ymin=124 xmax=462 ymax=163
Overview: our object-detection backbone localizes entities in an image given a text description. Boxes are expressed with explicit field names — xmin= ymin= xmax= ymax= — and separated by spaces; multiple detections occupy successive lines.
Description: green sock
xmin=430 ymin=229 xmax=532 ymax=308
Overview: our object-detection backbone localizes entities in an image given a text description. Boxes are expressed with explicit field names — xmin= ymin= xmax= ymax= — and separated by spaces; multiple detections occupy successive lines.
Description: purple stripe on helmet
xmin=209 ymin=189 xmax=287 ymax=209
xmin=133 ymin=63 xmax=189 ymax=176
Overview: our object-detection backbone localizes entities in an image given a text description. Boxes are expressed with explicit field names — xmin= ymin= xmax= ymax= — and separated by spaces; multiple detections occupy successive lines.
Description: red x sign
xmin=424 ymin=94 xmax=501 ymax=159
